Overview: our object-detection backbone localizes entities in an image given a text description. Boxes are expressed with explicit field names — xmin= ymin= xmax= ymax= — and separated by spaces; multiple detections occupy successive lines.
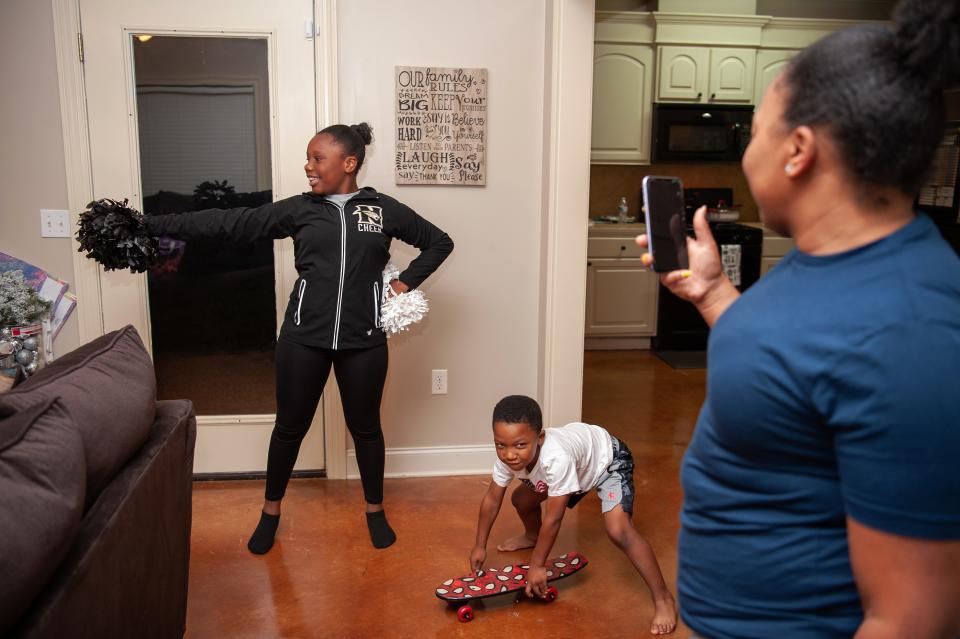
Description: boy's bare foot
xmin=650 ymin=596 xmax=677 ymax=635
xmin=496 ymin=533 xmax=536 ymax=551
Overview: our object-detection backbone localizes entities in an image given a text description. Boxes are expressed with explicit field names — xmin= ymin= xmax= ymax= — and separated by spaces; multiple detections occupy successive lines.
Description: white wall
xmin=338 ymin=0 xmax=548 ymax=460
xmin=0 ymin=0 xmax=80 ymax=356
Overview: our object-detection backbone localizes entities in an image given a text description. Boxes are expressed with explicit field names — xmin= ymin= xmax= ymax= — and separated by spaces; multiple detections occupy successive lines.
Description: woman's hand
xmin=636 ymin=205 xmax=740 ymax=327
xmin=389 ymin=279 xmax=409 ymax=295
xmin=470 ymin=545 xmax=486 ymax=573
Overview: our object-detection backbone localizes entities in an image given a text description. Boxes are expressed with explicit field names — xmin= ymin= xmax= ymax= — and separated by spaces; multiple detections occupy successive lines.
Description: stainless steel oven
xmin=652 ymin=103 xmax=753 ymax=162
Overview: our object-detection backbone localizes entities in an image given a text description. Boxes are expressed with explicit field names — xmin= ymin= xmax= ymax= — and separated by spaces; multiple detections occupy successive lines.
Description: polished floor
xmin=186 ymin=351 xmax=706 ymax=638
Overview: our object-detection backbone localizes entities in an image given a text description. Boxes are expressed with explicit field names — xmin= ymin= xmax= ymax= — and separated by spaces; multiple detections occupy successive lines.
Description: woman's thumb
xmin=691 ymin=206 xmax=715 ymax=245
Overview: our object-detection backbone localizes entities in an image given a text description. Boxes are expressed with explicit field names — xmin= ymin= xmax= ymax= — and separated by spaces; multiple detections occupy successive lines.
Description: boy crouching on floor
xmin=470 ymin=395 xmax=677 ymax=635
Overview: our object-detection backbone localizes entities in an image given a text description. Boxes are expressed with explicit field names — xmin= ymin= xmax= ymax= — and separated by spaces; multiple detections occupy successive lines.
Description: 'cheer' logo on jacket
xmin=353 ymin=205 xmax=383 ymax=233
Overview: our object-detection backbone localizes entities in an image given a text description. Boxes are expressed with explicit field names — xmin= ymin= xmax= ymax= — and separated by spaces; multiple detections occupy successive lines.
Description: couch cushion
xmin=2 ymin=326 xmax=156 ymax=508
xmin=0 ymin=396 xmax=86 ymax=636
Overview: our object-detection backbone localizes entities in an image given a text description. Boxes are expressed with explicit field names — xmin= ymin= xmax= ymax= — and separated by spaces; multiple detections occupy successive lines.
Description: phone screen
xmin=642 ymin=176 xmax=689 ymax=272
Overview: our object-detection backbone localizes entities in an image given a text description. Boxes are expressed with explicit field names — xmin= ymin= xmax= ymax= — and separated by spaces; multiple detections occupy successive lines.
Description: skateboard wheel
xmin=545 ymin=586 xmax=558 ymax=602
xmin=457 ymin=605 xmax=474 ymax=622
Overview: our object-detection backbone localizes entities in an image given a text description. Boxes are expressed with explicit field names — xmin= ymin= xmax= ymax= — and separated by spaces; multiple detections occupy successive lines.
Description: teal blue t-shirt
xmin=678 ymin=214 xmax=960 ymax=638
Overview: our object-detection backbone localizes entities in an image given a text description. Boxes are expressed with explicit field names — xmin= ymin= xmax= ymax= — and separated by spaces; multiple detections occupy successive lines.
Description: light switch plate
xmin=40 ymin=209 xmax=71 ymax=238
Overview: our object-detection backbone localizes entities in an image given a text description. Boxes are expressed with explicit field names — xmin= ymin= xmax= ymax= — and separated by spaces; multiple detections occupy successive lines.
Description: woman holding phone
xmin=639 ymin=0 xmax=960 ymax=636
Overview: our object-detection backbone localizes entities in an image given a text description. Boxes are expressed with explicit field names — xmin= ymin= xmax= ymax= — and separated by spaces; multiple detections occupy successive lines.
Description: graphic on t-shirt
xmin=353 ymin=205 xmax=383 ymax=233
xmin=521 ymin=479 xmax=549 ymax=493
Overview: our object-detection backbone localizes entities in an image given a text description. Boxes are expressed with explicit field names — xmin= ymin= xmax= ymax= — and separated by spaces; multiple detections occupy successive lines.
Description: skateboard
xmin=434 ymin=551 xmax=588 ymax=622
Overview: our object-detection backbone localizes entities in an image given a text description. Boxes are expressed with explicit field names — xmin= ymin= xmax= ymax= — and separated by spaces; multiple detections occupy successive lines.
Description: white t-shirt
xmin=491 ymin=422 xmax=613 ymax=497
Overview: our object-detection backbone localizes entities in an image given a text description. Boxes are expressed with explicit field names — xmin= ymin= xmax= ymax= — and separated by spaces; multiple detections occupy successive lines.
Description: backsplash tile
xmin=590 ymin=163 xmax=759 ymax=222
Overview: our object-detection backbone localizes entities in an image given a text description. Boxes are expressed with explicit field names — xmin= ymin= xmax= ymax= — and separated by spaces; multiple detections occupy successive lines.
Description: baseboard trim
xmin=193 ymin=469 xmax=327 ymax=482
xmin=346 ymin=444 xmax=496 ymax=479
xmin=584 ymin=336 xmax=651 ymax=350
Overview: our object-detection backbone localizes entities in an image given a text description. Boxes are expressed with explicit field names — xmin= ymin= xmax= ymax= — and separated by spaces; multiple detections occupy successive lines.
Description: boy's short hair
xmin=492 ymin=395 xmax=543 ymax=433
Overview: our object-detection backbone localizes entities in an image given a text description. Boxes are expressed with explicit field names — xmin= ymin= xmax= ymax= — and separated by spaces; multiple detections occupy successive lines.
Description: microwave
xmin=652 ymin=103 xmax=753 ymax=162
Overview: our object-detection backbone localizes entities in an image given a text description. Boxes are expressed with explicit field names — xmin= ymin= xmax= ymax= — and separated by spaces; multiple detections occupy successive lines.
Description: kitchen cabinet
xmin=657 ymin=46 xmax=756 ymax=104
xmin=591 ymin=43 xmax=655 ymax=164
xmin=585 ymin=229 xmax=658 ymax=340
xmin=760 ymin=231 xmax=795 ymax=277
xmin=754 ymin=49 xmax=799 ymax=105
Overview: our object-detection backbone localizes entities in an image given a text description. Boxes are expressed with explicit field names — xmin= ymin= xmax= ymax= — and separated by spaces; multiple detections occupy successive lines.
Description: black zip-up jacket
xmin=145 ymin=186 xmax=453 ymax=349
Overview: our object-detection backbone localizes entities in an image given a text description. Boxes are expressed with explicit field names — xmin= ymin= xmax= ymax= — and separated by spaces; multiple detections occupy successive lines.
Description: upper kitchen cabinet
xmin=656 ymin=46 xmax=708 ymax=102
xmin=657 ymin=46 xmax=756 ymax=104
xmin=754 ymin=49 xmax=799 ymax=105
xmin=592 ymin=44 xmax=655 ymax=164
xmin=708 ymin=48 xmax=757 ymax=103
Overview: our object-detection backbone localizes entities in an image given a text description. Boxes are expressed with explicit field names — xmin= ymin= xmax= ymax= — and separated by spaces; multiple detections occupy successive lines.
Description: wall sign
xmin=394 ymin=66 xmax=487 ymax=186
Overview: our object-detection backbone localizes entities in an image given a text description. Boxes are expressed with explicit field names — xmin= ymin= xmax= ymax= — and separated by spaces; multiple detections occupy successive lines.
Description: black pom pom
xmin=76 ymin=198 xmax=160 ymax=273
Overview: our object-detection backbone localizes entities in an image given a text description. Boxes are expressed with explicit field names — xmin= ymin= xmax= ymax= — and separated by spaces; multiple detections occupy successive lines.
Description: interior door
xmin=80 ymin=0 xmax=324 ymax=473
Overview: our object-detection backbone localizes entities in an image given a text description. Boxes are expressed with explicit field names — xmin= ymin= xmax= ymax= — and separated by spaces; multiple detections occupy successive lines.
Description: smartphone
xmin=642 ymin=175 xmax=689 ymax=272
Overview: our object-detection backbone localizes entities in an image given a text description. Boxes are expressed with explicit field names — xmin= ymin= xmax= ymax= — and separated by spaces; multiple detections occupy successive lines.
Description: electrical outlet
xmin=40 ymin=209 xmax=71 ymax=238
xmin=431 ymin=369 xmax=447 ymax=395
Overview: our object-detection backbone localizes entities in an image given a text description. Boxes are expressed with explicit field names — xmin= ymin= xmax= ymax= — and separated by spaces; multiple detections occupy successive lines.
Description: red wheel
xmin=545 ymin=586 xmax=558 ymax=602
xmin=457 ymin=605 xmax=474 ymax=622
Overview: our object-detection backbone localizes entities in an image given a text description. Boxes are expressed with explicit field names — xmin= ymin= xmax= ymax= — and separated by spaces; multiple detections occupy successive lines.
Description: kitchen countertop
xmin=588 ymin=220 xmax=646 ymax=236
xmin=588 ymin=219 xmax=795 ymax=256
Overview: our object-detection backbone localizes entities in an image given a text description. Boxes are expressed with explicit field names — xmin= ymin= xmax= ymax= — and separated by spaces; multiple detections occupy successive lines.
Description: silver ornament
xmin=24 ymin=361 xmax=38 ymax=375
xmin=22 ymin=337 xmax=38 ymax=351
xmin=15 ymin=349 xmax=35 ymax=366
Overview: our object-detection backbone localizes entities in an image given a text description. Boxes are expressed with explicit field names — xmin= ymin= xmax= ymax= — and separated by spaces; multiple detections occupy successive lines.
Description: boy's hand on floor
xmin=525 ymin=566 xmax=549 ymax=598
xmin=470 ymin=545 xmax=486 ymax=573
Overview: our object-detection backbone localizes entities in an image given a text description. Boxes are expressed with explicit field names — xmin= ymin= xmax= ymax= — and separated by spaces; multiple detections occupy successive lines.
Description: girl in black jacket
xmin=146 ymin=123 xmax=453 ymax=551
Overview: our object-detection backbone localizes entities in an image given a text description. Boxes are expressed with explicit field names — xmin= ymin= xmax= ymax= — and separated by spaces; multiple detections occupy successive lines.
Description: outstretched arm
xmin=144 ymin=198 xmax=299 ymax=243
xmin=471 ymin=482 xmax=507 ymax=572
xmin=525 ymin=494 xmax=570 ymax=598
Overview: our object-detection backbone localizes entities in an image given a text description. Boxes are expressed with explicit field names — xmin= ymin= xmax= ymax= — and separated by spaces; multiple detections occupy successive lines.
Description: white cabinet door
xmin=657 ymin=46 xmax=709 ymax=102
xmin=585 ymin=259 xmax=658 ymax=336
xmin=754 ymin=50 xmax=799 ymax=105
xmin=708 ymin=48 xmax=756 ymax=103
xmin=592 ymin=44 xmax=654 ymax=164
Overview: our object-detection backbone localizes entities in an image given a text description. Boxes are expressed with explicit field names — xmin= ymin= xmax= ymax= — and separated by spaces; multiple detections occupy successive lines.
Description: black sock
xmin=365 ymin=510 xmax=396 ymax=549
xmin=247 ymin=511 xmax=280 ymax=555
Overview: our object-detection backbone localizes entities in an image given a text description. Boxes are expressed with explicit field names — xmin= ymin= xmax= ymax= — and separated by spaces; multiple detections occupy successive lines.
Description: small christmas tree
xmin=0 ymin=270 xmax=51 ymax=326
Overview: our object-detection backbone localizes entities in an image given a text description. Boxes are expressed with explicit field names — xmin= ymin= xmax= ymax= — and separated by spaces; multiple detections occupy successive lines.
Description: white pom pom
xmin=380 ymin=263 xmax=429 ymax=337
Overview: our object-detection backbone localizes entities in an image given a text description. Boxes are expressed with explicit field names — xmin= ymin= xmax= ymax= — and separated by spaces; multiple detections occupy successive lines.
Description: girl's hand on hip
xmin=389 ymin=279 xmax=409 ymax=295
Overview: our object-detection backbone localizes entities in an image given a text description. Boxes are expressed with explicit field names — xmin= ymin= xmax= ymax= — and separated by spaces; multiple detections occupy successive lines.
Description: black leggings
xmin=265 ymin=339 xmax=388 ymax=504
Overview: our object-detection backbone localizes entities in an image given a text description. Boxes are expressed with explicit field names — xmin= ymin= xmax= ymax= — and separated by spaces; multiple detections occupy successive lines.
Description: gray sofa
xmin=0 ymin=326 xmax=197 ymax=638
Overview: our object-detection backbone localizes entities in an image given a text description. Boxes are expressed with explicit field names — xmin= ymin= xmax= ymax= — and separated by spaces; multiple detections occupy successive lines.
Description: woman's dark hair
xmin=318 ymin=122 xmax=373 ymax=173
xmin=492 ymin=395 xmax=543 ymax=434
xmin=779 ymin=0 xmax=960 ymax=203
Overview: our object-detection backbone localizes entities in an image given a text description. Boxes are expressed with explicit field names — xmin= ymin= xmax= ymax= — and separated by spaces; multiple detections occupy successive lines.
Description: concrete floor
xmin=186 ymin=350 xmax=706 ymax=638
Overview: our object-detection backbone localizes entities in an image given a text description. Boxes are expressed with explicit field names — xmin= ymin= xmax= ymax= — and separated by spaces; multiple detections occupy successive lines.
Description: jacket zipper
xmin=374 ymin=281 xmax=381 ymax=328
xmin=294 ymin=278 xmax=306 ymax=325
xmin=331 ymin=200 xmax=348 ymax=349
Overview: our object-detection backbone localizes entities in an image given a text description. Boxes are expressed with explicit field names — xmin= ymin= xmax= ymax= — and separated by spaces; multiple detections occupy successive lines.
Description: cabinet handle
xmin=587 ymin=261 xmax=592 ymax=266
xmin=711 ymin=93 xmax=716 ymax=100
xmin=697 ymin=91 xmax=702 ymax=99
xmin=620 ymin=245 xmax=626 ymax=251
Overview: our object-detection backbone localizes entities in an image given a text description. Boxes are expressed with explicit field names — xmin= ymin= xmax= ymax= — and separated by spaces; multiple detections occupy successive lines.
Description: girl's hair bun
xmin=350 ymin=122 xmax=373 ymax=145
xmin=893 ymin=0 xmax=960 ymax=90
